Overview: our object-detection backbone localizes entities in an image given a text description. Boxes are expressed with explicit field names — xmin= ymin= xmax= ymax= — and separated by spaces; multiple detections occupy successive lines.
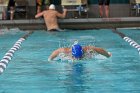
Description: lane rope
xmin=123 ymin=37 xmax=140 ymax=54
xmin=0 ymin=31 xmax=33 ymax=75
xmin=112 ymin=29 xmax=140 ymax=55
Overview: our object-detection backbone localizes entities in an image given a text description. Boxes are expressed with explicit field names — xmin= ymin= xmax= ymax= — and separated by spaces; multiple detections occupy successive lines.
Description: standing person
xmin=0 ymin=0 xmax=6 ymax=20
xmin=42 ymin=0 xmax=50 ymax=10
xmin=36 ymin=0 xmax=50 ymax=14
xmin=35 ymin=4 xmax=67 ymax=31
xmin=36 ymin=0 xmax=42 ymax=13
xmin=98 ymin=0 xmax=110 ymax=18
xmin=7 ymin=0 xmax=15 ymax=20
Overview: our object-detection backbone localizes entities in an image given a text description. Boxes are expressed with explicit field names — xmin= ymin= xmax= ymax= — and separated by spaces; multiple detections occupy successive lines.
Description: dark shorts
xmin=8 ymin=0 xmax=15 ymax=7
xmin=98 ymin=0 xmax=110 ymax=5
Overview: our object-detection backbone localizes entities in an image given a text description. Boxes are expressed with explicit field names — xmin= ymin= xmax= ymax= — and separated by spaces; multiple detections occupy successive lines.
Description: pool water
xmin=0 ymin=29 xmax=140 ymax=93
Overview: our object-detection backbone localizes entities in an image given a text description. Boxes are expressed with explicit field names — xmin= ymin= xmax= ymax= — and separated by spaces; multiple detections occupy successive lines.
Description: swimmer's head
xmin=49 ymin=4 xmax=55 ymax=10
xmin=72 ymin=41 xmax=83 ymax=58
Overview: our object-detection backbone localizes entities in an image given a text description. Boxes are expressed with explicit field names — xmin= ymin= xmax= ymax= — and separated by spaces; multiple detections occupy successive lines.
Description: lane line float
xmin=0 ymin=31 xmax=33 ymax=75
xmin=112 ymin=29 xmax=140 ymax=54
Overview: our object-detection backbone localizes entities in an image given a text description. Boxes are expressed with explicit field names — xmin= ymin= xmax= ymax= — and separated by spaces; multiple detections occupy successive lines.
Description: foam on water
xmin=59 ymin=35 xmax=95 ymax=48
xmin=0 ymin=28 xmax=22 ymax=35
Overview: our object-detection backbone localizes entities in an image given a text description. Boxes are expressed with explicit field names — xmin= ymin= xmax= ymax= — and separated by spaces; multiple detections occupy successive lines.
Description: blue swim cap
xmin=72 ymin=43 xmax=83 ymax=58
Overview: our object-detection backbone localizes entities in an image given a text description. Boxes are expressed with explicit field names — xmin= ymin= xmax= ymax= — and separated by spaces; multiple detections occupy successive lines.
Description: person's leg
xmin=105 ymin=0 xmax=110 ymax=18
xmin=10 ymin=7 xmax=14 ymax=20
xmin=37 ymin=6 xmax=41 ymax=13
xmin=2 ymin=7 xmax=6 ymax=20
xmin=36 ymin=0 xmax=42 ymax=13
xmin=105 ymin=5 xmax=109 ymax=18
xmin=10 ymin=12 xmax=14 ymax=20
xmin=98 ymin=0 xmax=104 ymax=17
xmin=2 ymin=11 xmax=6 ymax=20
xmin=99 ymin=5 xmax=103 ymax=17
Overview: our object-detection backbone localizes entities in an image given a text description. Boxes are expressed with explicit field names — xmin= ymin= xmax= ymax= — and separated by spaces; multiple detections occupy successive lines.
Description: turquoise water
xmin=0 ymin=29 xmax=140 ymax=93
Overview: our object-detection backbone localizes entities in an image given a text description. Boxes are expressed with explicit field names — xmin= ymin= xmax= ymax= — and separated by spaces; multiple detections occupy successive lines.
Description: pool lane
xmin=0 ymin=30 xmax=140 ymax=93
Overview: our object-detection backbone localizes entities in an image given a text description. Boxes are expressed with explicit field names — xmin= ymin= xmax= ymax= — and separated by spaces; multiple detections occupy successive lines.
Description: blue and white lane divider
xmin=0 ymin=38 xmax=25 ymax=74
xmin=112 ymin=29 xmax=140 ymax=55
xmin=123 ymin=37 xmax=140 ymax=54
xmin=0 ymin=31 xmax=33 ymax=75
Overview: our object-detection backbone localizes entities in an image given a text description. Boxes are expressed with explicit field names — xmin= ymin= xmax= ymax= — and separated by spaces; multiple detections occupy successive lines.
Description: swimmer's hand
xmin=48 ymin=57 xmax=52 ymax=62
xmin=108 ymin=52 xmax=112 ymax=57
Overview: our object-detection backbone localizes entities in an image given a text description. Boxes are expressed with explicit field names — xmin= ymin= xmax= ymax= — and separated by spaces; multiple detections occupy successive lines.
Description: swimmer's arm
xmin=56 ymin=9 xmax=67 ymax=18
xmin=92 ymin=47 xmax=111 ymax=58
xmin=35 ymin=12 xmax=44 ymax=18
xmin=48 ymin=50 xmax=59 ymax=61
xmin=48 ymin=48 xmax=63 ymax=61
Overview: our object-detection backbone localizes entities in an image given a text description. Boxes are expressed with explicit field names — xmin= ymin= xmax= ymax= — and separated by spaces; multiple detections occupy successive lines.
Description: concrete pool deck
xmin=0 ymin=17 xmax=140 ymax=30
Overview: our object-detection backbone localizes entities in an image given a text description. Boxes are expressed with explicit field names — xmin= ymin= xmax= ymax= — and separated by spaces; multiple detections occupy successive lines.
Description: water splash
xmin=0 ymin=28 xmax=9 ymax=35
xmin=0 ymin=27 xmax=22 ymax=35
xmin=59 ymin=36 xmax=95 ymax=48
xmin=56 ymin=36 xmax=96 ymax=62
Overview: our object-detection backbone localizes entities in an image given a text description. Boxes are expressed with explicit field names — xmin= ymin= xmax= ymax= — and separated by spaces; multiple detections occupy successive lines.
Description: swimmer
xmin=48 ymin=41 xmax=111 ymax=61
xmin=35 ymin=4 xmax=67 ymax=31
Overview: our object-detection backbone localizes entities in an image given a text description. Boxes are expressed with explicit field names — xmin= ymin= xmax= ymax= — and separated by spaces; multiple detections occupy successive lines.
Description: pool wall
xmin=0 ymin=17 xmax=140 ymax=30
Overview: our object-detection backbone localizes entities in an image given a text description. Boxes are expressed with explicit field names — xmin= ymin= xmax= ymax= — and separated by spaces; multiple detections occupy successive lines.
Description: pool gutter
xmin=0 ymin=17 xmax=140 ymax=30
